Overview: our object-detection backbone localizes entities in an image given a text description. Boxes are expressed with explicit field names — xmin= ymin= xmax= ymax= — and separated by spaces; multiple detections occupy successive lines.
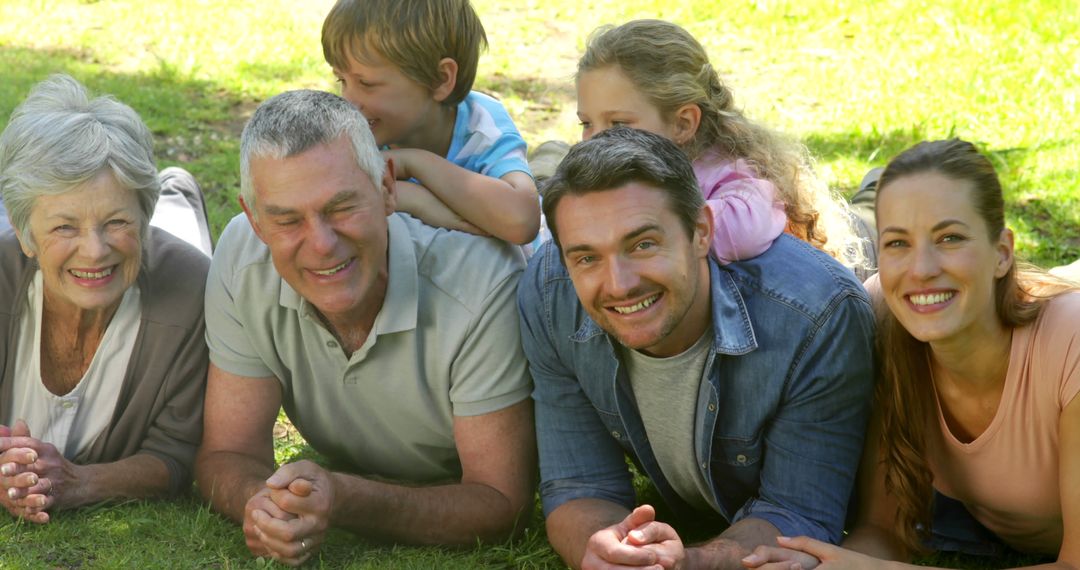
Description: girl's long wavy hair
xmin=577 ymin=19 xmax=865 ymax=268
xmin=874 ymin=138 xmax=1077 ymax=553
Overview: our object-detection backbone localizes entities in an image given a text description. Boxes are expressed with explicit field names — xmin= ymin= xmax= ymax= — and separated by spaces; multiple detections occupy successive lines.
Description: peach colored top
xmin=928 ymin=291 xmax=1080 ymax=554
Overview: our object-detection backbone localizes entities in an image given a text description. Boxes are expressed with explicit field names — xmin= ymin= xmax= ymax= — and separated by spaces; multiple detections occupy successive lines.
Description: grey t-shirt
xmin=621 ymin=332 xmax=718 ymax=511
xmin=205 ymin=213 xmax=532 ymax=482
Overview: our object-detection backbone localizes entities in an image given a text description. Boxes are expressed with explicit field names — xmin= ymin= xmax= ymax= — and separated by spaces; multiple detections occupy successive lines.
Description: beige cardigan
xmin=0 ymin=227 xmax=210 ymax=495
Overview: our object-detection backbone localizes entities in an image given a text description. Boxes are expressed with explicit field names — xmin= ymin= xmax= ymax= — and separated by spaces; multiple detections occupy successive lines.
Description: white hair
xmin=239 ymin=89 xmax=384 ymax=210
xmin=0 ymin=74 xmax=160 ymax=250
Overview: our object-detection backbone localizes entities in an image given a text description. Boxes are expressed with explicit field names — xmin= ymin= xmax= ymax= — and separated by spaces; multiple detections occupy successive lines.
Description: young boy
xmin=322 ymin=0 xmax=540 ymax=245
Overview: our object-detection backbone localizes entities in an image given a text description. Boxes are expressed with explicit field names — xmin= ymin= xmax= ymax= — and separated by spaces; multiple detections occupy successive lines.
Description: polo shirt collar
xmin=276 ymin=214 xmax=419 ymax=334
xmin=570 ymin=256 xmax=758 ymax=355
xmin=376 ymin=214 xmax=419 ymax=334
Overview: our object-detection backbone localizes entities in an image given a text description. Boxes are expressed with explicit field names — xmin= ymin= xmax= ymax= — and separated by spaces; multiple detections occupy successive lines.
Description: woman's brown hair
xmin=874 ymin=138 xmax=1076 ymax=552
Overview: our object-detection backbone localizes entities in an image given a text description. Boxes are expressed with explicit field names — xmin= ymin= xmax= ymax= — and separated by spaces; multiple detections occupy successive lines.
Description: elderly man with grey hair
xmin=195 ymin=89 xmax=536 ymax=565
xmin=0 ymin=75 xmax=210 ymax=523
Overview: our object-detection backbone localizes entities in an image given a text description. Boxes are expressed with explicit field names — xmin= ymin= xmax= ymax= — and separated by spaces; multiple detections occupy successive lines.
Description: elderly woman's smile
xmin=24 ymin=170 xmax=142 ymax=318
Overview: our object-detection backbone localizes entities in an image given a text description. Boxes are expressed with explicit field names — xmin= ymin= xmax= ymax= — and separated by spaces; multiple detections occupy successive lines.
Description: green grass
xmin=0 ymin=0 xmax=1075 ymax=567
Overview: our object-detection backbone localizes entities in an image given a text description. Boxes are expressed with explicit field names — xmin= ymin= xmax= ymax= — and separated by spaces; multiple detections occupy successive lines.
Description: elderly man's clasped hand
xmin=243 ymin=460 xmax=335 ymax=567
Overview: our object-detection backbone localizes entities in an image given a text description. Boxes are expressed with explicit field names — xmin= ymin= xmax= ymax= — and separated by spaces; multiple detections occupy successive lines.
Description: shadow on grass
xmin=476 ymin=72 xmax=576 ymax=135
xmin=0 ymin=44 xmax=277 ymax=238
xmin=804 ymin=126 xmax=1079 ymax=265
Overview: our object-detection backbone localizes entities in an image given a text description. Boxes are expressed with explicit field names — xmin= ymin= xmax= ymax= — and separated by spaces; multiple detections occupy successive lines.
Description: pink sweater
xmin=693 ymin=153 xmax=786 ymax=263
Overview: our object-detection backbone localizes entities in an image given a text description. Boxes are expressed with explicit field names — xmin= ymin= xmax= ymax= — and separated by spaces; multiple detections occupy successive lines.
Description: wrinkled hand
xmin=243 ymin=486 xmax=298 ymax=561
xmin=249 ymin=460 xmax=335 ymax=567
xmin=741 ymin=541 xmax=820 ymax=569
xmin=0 ymin=420 xmax=58 ymax=524
xmin=582 ymin=504 xmax=684 ymax=570
xmin=744 ymin=536 xmax=879 ymax=570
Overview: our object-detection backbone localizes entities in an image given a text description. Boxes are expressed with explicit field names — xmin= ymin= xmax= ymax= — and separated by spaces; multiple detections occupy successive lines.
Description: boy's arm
xmin=386 ymin=148 xmax=540 ymax=244
xmin=393 ymin=180 xmax=486 ymax=236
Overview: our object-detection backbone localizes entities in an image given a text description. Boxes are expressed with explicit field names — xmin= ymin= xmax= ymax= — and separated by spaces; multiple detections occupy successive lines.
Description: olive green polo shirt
xmin=205 ymin=213 xmax=531 ymax=482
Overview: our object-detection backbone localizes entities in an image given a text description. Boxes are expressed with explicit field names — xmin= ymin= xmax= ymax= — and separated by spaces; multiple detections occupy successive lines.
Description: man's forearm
xmin=195 ymin=450 xmax=275 ymax=522
xmin=328 ymin=472 xmax=531 ymax=545
xmin=545 ymin=498 xmax=632 ymax=569
xmin=687 ymin=517 xmax=782 ymax=570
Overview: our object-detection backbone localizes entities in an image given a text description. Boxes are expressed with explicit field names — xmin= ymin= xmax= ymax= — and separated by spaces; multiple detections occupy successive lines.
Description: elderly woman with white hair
xmin=0 ymin=75 xmax=210 ymax=523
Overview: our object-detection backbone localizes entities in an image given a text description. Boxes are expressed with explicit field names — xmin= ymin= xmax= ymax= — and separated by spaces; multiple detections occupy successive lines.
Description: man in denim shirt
xmin=518 ymin=128 xmax=875 ymax=569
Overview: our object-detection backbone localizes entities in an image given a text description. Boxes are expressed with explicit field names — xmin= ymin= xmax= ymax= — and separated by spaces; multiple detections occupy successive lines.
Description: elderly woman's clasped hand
xmin=0 ymin=420 xmax=66 ymax=523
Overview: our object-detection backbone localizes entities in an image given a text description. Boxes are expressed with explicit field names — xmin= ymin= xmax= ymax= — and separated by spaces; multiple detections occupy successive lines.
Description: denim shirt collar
xmin=569 ymin=256 xmax=758 ymax=355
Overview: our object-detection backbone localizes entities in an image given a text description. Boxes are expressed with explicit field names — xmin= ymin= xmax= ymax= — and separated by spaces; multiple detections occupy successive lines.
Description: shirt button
xmin=701 ymin=461 xmax=707 ymax=470
xmin=707 ymin=403 xmax=716 ymax=412
xmin=61 ymin=401 xmax=75 ymax=409
xmin=611 ymin=431 xmax=621 ymax=439
xmin=327 ymin=340 xmax=338 ymax=348
xmin=736 ymin=454 xmax=747 ymax=464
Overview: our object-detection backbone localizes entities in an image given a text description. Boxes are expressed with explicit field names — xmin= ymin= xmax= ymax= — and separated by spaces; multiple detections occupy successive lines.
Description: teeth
xmin=70 ymin=267 xmax=114 ymax=279
xmin=910 ymin=292 xmax=954 ymax=306
xmin=612 ymin=295 xmax=658 ymax=315
xmin=313 ymin=260 xmax=349 ymax=276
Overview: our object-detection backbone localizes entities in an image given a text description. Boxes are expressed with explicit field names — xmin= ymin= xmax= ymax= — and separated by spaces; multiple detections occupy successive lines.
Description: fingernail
xmin=28 ymin=474 xmax=37 ymax=485
xmin=28 ymin=453 xmax=37 ymax=463
xmin=776 ymin=535 xmax=791 ymax=543
xmin=629 ymin=530 xmax=644 ymax=541
xmin=742 ymin=554 xmax=759 ymax=564
xmin=1 ymin=464 xmax=13 ymax=476
xmin=7 ymin=488 xmax=16 ymax=499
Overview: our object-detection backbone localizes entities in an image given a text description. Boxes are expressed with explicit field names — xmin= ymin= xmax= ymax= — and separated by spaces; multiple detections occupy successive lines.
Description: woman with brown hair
xmin=744 ymin=139 xmax=1079 ymax=568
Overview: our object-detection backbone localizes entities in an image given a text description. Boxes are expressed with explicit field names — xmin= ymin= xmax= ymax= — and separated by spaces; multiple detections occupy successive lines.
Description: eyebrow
xmin=262 ymin=190 xmax=357 ymax=217
xmin=580 ymin=109 xmax=637 ymax=118
xmin=880 ymin=219 xmax=971 ymax=235
xmin=45 ymin=208 xmax=130 ymax=222
xmin=323 ymin=190 xmax=357 ymax=210
xmin=561 ymin=223 xmax=663 ymax=257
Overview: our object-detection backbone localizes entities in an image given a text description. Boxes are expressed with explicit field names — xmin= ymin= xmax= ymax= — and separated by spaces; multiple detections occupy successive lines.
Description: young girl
xmin=575 ymin=19 xmax=867 ymax=269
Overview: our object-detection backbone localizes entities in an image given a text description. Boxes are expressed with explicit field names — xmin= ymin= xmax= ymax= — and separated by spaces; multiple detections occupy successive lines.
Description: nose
xmin=910 ymin=243 xmax=942 ymax=280
xmin=79 ymin=228 xmax=111 ymax=260
xmin=306 ymin=217 xmax=339 ymax=257
xmin=604 ymin=256 xmax=641 ymax=299
xmin=341 ymin=85 xmax=364 ymax=113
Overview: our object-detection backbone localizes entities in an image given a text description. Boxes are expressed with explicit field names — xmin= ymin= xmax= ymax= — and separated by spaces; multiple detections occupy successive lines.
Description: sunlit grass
xmin=0 ymin=1 xmax=1074 ymax=567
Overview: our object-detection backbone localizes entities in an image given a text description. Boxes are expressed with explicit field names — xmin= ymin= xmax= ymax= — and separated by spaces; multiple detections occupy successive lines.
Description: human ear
xmin=13 ymin=226 xmax=34 ymax=258
xmin=238 ymin=194 xmax=267 ymax=244
xmin=694 ymin=204 xmax=714 ymax=256
xmin=381 ymin=157 xmax=397 ymax=215
xmin=671 ymin=103 xmax=702 ymax=146
xmin=994 ymin=228 xmax=1015 ymax=278
xmin=431 ymin=58 xmax=459 ymax=103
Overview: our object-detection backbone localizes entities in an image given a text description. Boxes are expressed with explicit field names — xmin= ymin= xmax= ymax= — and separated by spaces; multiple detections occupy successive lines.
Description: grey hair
xmin=0 ymin=74 xmax=160 ymax=251
xmin=239 ymin=89 xmax=384 ymax=209
xmin=542 ymin=126 xmax=705 ymax=250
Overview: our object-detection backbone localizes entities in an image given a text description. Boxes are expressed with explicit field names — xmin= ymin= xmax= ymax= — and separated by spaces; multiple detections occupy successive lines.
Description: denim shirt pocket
xmin=710 ymin=432 xmax=764 ymax=513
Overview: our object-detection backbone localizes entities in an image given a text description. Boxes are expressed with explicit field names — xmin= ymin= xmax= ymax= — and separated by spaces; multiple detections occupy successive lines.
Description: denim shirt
xmin=517 ymin=234 xmax=875 ymax=543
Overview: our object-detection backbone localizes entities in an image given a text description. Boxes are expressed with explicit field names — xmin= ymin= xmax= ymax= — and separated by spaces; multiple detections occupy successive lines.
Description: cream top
xmin=9 ymin=271 xmax=140 ymax=459
xmin=928 ymin=291 xmax=1080 ymax=554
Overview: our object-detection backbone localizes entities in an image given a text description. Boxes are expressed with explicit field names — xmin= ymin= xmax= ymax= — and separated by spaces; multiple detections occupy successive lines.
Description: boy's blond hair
xmin=322 ymin=0 xmax=487 ymax=106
